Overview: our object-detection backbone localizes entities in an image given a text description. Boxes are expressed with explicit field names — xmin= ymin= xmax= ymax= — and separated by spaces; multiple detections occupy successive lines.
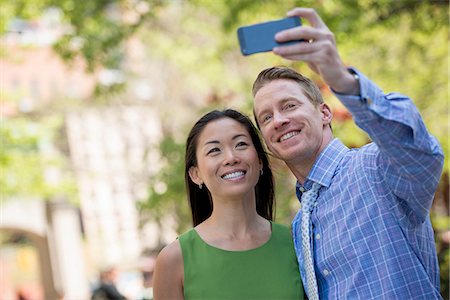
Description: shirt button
xmin=299 ymin=187 xmax=305 ymax=192
xmin=316 ymin=234 xmax=321 ymax=240
xmin=323 ymin=269 xmax=330 ymax=276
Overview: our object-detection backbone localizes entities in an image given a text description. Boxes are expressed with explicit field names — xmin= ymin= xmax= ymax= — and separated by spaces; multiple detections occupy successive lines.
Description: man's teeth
xmin=222 ymin=171 xmax=245 ymax=179
xmin=280 ymin=131 xmax=300 ymax=142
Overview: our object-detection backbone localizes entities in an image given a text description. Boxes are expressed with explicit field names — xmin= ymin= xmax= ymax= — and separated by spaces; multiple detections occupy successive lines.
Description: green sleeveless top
xmin=179 ymin=222 xmax=304 ymax=300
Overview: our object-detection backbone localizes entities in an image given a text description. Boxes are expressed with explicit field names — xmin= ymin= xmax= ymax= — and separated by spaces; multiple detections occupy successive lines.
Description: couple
xmin=153 ymin=8 xmax=444 ymax=300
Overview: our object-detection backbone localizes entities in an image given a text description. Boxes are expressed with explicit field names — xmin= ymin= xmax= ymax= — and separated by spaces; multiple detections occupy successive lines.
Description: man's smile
xmin=279 ymin=130 xmax=301 ymax=142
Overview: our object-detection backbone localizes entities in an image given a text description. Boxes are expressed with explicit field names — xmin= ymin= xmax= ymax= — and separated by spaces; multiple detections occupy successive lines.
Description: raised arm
xmin=334 ymin=70 xmax=444 ymax=222
xmin=274 ymin=7 xmax=444 ymax=222
xmin=153 ymin=240 xmax=184 ymax=300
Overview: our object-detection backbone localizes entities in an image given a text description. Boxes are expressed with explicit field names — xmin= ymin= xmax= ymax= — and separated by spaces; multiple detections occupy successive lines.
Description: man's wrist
xmin=332 ymin=69 xmax=361 ymax=96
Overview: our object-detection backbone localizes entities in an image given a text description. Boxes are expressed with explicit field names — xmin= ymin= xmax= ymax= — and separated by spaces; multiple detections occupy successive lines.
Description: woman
xmin=153 ymin=109 xmax=303 ymax=300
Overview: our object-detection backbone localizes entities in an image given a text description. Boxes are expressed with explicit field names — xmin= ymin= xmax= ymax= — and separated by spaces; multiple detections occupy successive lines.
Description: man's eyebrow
xmin=280 ymin=97 xmax=297 ymax=104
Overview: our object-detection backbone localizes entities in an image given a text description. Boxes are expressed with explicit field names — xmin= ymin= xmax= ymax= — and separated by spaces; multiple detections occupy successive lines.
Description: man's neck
xmin=286 ymin=132 xmax=334 ymax=185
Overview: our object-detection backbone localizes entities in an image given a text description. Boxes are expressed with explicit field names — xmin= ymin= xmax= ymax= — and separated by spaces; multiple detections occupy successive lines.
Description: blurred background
xmin=0 ymin=0 xmax=448 ymax=299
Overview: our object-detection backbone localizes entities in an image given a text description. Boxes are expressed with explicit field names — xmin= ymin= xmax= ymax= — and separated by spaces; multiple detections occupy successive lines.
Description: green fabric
xmin=179 ymin=222 xmax=304 ymax=300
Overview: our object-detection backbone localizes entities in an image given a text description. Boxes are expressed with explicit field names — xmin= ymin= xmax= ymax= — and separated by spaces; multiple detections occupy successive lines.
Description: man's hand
xmin=274 ymin=8 xmax=360 ymax=95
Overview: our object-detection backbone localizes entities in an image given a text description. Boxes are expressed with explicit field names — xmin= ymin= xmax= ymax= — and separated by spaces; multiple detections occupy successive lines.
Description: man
xmin=252 ymin=7 xmax=444 ymax=300
xmin=91 ymin=267 xmax=127 ymax=300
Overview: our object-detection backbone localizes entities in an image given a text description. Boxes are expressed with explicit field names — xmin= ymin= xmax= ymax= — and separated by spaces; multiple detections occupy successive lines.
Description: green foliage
xmin=0 ymin=116 xmax=77 ymax=201
xmin=1 ymin=0 xmax=166 ymax=70
xmin=334 ymin=1 xmax=449 ymax=167
xmin=0 ymin=0 xmax=47 ymax=32
xmin=139 ymin=134 xmax=192 ymax=234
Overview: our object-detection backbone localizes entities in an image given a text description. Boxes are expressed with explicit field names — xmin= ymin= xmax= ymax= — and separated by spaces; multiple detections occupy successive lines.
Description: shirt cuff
xmin=332 ymin=67 xmax=385 ymax=121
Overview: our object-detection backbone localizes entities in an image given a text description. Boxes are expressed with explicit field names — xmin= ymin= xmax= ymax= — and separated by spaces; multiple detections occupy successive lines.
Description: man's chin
xmin=272 ymin=149 xmax=299 ymax=162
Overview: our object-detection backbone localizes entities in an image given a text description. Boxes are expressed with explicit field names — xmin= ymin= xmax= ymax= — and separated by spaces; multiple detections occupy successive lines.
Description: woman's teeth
xmin=222 ymin=171 xmax=245 ymax=179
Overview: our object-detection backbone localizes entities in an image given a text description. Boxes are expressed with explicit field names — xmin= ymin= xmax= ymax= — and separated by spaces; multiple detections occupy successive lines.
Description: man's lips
xmin=279 ymin=130 xmax=301 ymax=142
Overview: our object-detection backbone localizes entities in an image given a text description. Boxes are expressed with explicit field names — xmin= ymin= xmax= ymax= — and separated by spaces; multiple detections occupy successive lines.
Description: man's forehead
xmin=254 ymin=80 xmax=307 ymax=108
xmin=256 ymin=79 xmax=305 ymax=96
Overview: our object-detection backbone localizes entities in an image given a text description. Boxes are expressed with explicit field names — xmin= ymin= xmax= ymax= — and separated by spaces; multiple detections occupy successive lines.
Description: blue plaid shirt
xmin=292 ymin=69 xmax=444 ymax=299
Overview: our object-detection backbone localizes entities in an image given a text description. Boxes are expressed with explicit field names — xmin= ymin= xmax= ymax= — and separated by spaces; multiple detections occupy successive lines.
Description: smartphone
xmin=237 ymin=16 xmax=302 ymax=56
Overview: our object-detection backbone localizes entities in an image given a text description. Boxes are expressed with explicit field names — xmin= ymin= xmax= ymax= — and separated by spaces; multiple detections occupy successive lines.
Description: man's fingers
xmin=273 ymin=40 xmax=321 ymax=57
xmin=286 ymin=7 xmax=328 ymax=29
xmin=276 ymin=54 xmax=313 ymax=63
xmin=275 ymin=53 xmax=320 ymax=74
xmin=275 ymin=26 xmax=329 ymax=44
xmin=275 ymin=26 xmax=307 ymax=42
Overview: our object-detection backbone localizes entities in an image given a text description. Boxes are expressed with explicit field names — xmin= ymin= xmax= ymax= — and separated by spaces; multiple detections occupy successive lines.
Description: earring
xmin=260 ymin=169 xmax=263 ymax=176
xmin=198 ymin=183 xmax=203 ymax=189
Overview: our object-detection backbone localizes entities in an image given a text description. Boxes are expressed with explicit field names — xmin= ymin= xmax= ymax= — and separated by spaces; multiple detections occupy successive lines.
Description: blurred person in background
xmin=138 ymin=256 xmax=156 ymax=300
xmin=91 ymin=267 xmax=127 ymax=300
xmin=15 ymin=286 xmax=32 ymax=300
xmin=140 ymin=269 xmax=154 ymax=300
xmin=252 ymin=7 xmax=444 ymax=300
xmin=153 ymin=109 xmax=304 ymax=299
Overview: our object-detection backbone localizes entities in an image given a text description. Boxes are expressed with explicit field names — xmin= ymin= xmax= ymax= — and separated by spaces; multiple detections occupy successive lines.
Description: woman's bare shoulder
xmin=153 ymin=239 xmax=184 ymax=299
xmin=155 ymin=239 xmax=183 ymax=269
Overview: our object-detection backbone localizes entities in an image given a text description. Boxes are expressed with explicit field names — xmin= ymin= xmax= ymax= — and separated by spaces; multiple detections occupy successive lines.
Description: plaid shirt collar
xmin=296 ymin=138 xmax=349 ymax=196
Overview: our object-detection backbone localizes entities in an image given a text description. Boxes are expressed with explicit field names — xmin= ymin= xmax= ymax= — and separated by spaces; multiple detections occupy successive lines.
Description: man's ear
xmin=320 ymin=103 xmax=333 ymax=126
xmin=188 ymin=166 xmax=202 ymax=186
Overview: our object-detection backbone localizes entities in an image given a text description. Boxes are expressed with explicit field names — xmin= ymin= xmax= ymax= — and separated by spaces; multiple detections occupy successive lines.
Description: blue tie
xmin=301 ymin=182 xmax=321 ymax=300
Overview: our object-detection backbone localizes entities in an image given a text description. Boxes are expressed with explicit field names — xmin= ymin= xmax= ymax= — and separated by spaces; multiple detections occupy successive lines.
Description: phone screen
xmin=237 ymin=17 xmax=302 ymax=56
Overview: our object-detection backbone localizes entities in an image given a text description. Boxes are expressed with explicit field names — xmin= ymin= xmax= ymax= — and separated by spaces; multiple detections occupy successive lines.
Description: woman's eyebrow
xmin=204 ymin=140 xmax=220 ymax=146
xmin=203 ymin=133 xmax=247 ymax=146
xmin=232 ymin=134 xmax=247 ymax=140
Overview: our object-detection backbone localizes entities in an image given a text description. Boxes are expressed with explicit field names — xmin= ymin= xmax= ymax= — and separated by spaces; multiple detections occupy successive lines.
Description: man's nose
xmin=273 ymin=112 xmax=289 ymax=130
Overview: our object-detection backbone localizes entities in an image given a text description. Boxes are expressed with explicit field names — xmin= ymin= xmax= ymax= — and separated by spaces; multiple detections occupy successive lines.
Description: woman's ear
xmin=188 ymin=166 xmax=202 ymax=185
xmin=320 ymin=103 xmax=333 ymax=125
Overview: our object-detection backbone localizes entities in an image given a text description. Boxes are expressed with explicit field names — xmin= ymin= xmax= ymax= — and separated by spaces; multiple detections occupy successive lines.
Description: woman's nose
xmin=223 ymin=149 xmax=239 ymax=165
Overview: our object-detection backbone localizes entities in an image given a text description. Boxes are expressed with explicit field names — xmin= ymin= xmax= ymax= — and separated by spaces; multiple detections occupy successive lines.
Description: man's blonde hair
xmin=252 ymin=66 xmax=324 ymax=107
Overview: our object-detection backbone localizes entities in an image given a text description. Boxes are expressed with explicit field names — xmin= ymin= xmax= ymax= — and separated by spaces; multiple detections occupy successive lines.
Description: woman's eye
xmin=207 ymin=148 xmax=220 ymax=155
xmin=236 ymin=141 xmax=248 ymax=148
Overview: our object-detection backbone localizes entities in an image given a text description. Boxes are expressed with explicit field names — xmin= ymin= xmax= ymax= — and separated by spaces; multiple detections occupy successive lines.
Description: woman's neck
xmin=196 ymin=211 xmax=271 ymax=251
xmin=199 ymin=193 xmax=268 ymax=238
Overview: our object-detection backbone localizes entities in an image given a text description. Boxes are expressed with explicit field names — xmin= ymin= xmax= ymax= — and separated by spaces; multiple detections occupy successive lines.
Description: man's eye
xmin=284 ymin=103 xmax=296 ymax=110
xmin=262 ymin=114 xmax=272 ymax=123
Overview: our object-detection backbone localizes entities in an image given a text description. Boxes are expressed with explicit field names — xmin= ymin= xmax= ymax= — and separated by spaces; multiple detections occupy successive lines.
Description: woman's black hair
xmin=185 ymin=109 xmax=275 ymax=226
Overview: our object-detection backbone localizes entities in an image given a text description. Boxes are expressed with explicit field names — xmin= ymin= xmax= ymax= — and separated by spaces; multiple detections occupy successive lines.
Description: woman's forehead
xmin=199 ymin=118 xmax=250 ymax=143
